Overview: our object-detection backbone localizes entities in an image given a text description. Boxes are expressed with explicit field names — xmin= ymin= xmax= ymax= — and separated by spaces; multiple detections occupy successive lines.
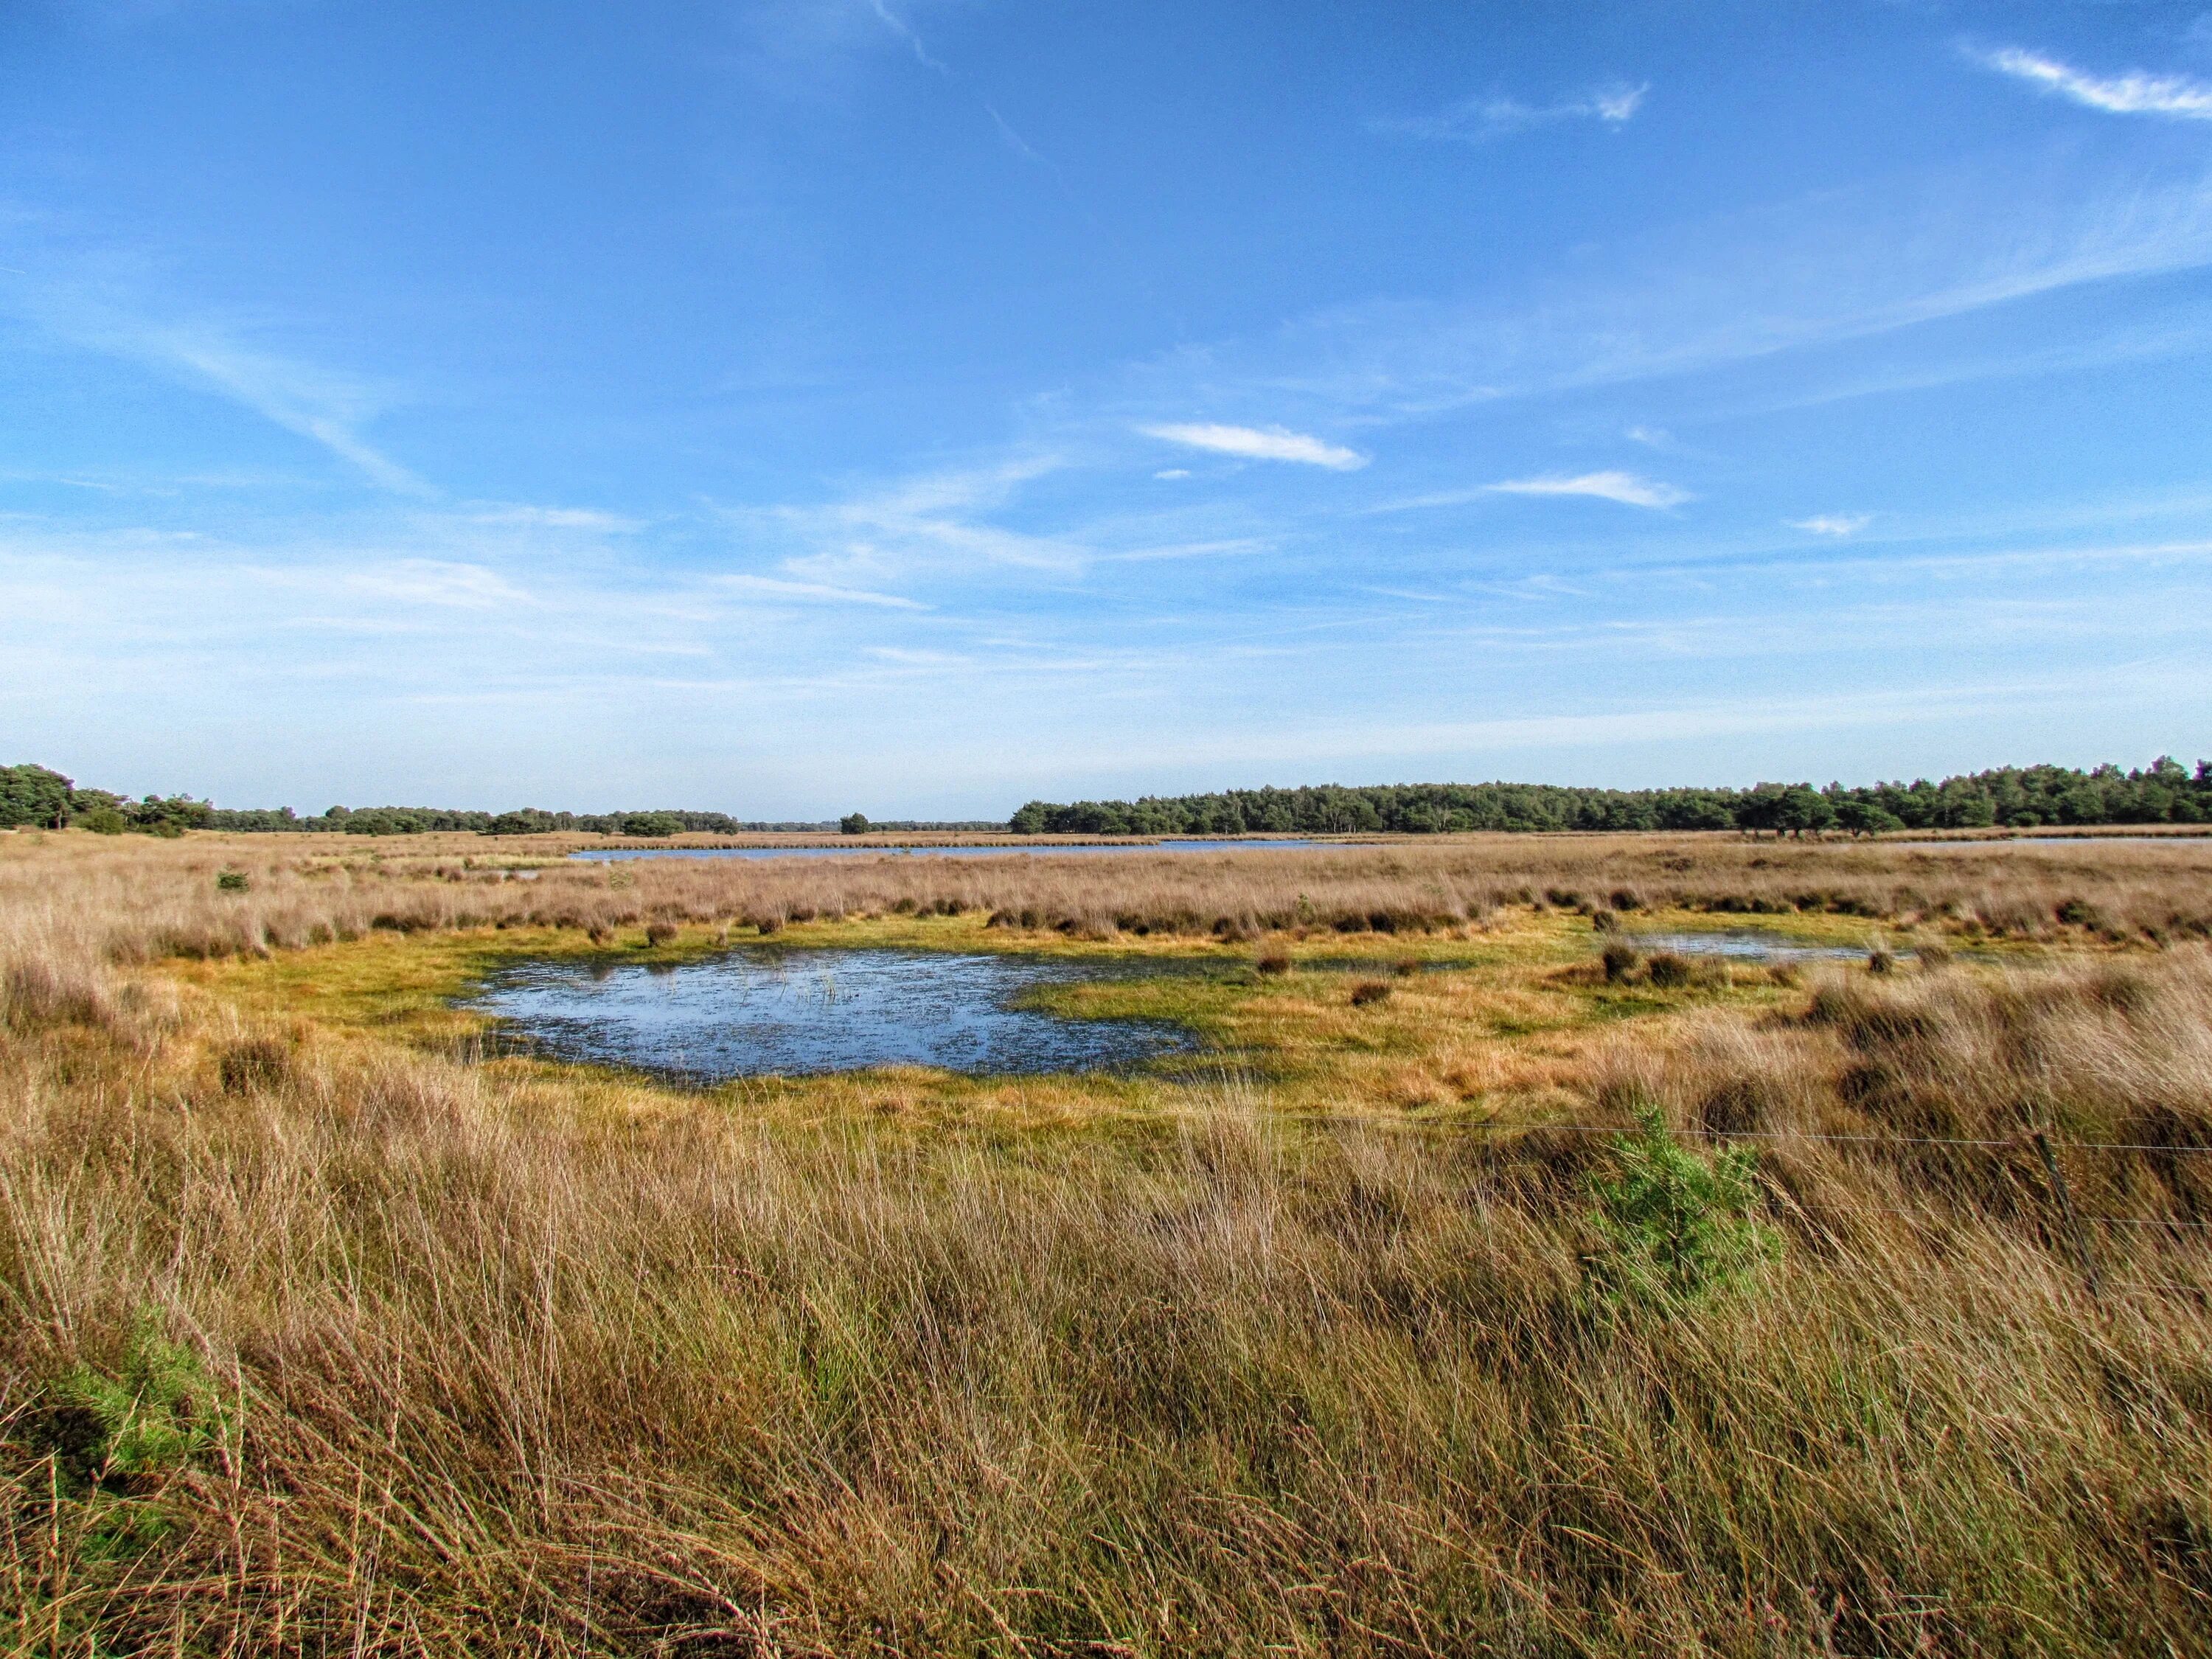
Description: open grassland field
xmin=4 ymin=829 xmax=2212 ymax=1655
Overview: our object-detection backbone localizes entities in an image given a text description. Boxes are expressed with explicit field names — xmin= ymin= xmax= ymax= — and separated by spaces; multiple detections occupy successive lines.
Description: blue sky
xmin=4 ymin=0 xmax=2211 ymax=816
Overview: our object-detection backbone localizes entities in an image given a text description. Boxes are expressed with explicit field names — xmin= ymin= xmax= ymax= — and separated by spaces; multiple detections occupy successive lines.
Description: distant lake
xmin=465 ymin=947 xmax=1200 ymax=1080
xmin=571 ymin=838 xmax=1328 ymax=862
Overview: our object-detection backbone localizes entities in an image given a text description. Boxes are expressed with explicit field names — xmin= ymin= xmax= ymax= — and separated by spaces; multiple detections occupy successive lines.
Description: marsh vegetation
xmin=2 ymin=828 xmax=2211 ymax=1654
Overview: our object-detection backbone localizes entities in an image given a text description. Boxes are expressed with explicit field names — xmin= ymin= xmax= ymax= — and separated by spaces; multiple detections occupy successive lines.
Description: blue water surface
xmin=571 ymin=838 xmax=1327 ymax=862
xmin=467 ymin=947 xmax=1200 ymax=1079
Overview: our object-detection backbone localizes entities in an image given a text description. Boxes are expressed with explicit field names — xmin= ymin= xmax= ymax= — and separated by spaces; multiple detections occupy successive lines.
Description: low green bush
xmin=58 ymin=1324 xmax=229 ymax=1484
xmin=1584 ymin=1106 xmax=1779 ymax=1310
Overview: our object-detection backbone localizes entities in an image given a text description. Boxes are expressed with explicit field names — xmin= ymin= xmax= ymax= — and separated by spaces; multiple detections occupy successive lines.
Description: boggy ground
xmin=3 ymin=830 xmax=2211 ymax=1655
xmin=164 ymin=903 xmax=1840 ymax=1127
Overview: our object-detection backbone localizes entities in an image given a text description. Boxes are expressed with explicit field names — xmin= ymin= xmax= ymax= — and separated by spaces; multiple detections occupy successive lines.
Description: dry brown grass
xmin=2 ymin=830 xmax=2211 ymax=1654
xmin=5 ymin=827 xmax=2211 ymax=977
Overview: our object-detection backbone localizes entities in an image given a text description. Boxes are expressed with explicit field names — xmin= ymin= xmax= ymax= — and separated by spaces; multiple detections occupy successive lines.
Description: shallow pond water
xmin=465 ymin=947 xmax=1202 ymax=1080
xmin=571 ymin=838 xmax=1326 ymax=862
xmin=1617 ymin=928 xmax=1895 ymax=961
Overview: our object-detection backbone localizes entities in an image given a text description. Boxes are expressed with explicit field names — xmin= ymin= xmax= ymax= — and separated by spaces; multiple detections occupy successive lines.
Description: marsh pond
xmin=465 ymin=947 xmax=1201 ymax=1081
xmin=462 ymin=926 xmax=1884 ymax=1083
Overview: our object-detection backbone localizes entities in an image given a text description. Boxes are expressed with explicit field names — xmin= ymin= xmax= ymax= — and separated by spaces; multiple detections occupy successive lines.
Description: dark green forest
xmin=1010 ymin=757 xmax=2212 ymax=836
xmin=4 ymin=757 xmax=2207 ymax=838
xmin=0 ymin=767 xmax=999 ymax=836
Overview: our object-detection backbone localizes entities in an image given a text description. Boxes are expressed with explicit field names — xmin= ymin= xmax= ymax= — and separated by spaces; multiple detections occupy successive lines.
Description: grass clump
xmin=217 ymin=1034 xmax=294 ymax=1094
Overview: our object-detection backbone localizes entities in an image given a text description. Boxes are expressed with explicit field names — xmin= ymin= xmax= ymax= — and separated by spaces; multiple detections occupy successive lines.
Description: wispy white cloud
xmin=146 ymin=324 xmax=426 ymax=494
xmin=864 ymin=0 xmax=948 ymax=74
xmin=1098 ymin=538 xmax=1269 ymax=566
xmin=864 ymin=645 xmax=967 ymax=665
xmin=1973 ymin=46 xmax=2212 ymax=120
xmin=10 ymin=262 xmax=429 ymax=495
xmin=1382 ymin=81 xmax=1648 ymax=142
xmin=1790 ymin=513 xmax=1872 ymax=537
xmin=998 ymin=671 xmax=2179 ymax=779
xmin=462 ymin=503 xmax=645 ymax=533
xmin=6 ymin=490 xmax=2207 ymax=813
xmin=718 ymin=573 xmax=928 ymax=609
xmin=1134 ymin=155 xmax=2212 ymax=426
xmin=1139 ymin=422 xmax=1367 ymax=470
xmin=732 ymin=455 xmax=1085 ymax=586
xmin=1487 ymin=470 xmax=1691 ymax=509
xmin=983 ymin=100 xmax=1065 ymax=175
xmin=1153 ymin=468 xmax=1191 ymax=480
xmin=852 ymin=0 xmax=1061 ymax=175
xmin=335 ymin=560 xmax=531 ymax=610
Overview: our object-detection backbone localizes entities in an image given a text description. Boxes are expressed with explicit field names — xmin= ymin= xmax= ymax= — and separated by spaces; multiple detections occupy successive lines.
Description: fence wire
xmin=1409 ymin=1117 xmax=2212 ymax=1250
xmin=1431 ymin=1121 xmax=2212 ymax=1155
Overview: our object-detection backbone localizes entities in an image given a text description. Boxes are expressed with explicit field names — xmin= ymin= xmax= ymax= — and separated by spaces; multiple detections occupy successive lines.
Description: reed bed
xmin=2 ymin=831 xmax=2211 ymax=1653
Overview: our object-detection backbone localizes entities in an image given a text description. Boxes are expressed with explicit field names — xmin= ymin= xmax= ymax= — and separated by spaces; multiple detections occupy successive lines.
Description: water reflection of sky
xmin=467 ymin=947 xmax=1199 ymax=1080
xmin=569 ymin=838 xmax=1326 ymax=862
xmin=1618 ymin=928 xmax=1889 ymax=961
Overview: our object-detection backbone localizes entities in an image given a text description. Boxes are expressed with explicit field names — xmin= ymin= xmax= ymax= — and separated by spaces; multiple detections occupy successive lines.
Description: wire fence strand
xmin=1423 ymin=1120 xmax=2212 ymax=1154
xmin=1414 ymin=1119 xmax=2212 ymax=1242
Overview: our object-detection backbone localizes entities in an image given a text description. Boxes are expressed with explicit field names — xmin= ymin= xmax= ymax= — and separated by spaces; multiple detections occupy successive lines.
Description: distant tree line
xmin=1008 ymin=759 xmax=2212 ymax=838
xmin=209 ymin=807 xmax=852 ymax=837
xmin=0 ymin=765 xmax=1001 ymax=837
xmin=10 ymin=757 xmax=2208 ymax=840
xmin=0 ymin=764 xmax=215 ymax=837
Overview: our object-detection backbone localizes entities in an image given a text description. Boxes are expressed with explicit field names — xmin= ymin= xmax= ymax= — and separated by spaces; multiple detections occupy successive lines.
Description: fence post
xmin=2032 ymin=1130 xmax=2102 ymax=1301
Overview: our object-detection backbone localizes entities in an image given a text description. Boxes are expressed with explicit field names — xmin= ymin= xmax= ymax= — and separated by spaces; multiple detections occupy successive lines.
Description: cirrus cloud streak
xmin=1382 ymin=82 xmax=1648 ymax=142
xmin=1486 ymin=470 xmax=1691 ymax=509
xmin=1974 ymin=46 xmax=2212 ymax=120
xmin=1138 ymin=422 xmax=1368 ymax=470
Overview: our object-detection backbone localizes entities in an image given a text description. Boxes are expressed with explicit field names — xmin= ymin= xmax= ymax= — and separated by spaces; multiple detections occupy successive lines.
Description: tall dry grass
xmin=5 ymin=829 xmax=2211 ymax=981
xmin=2 ymin=828 xmax=2211 ymax=1650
